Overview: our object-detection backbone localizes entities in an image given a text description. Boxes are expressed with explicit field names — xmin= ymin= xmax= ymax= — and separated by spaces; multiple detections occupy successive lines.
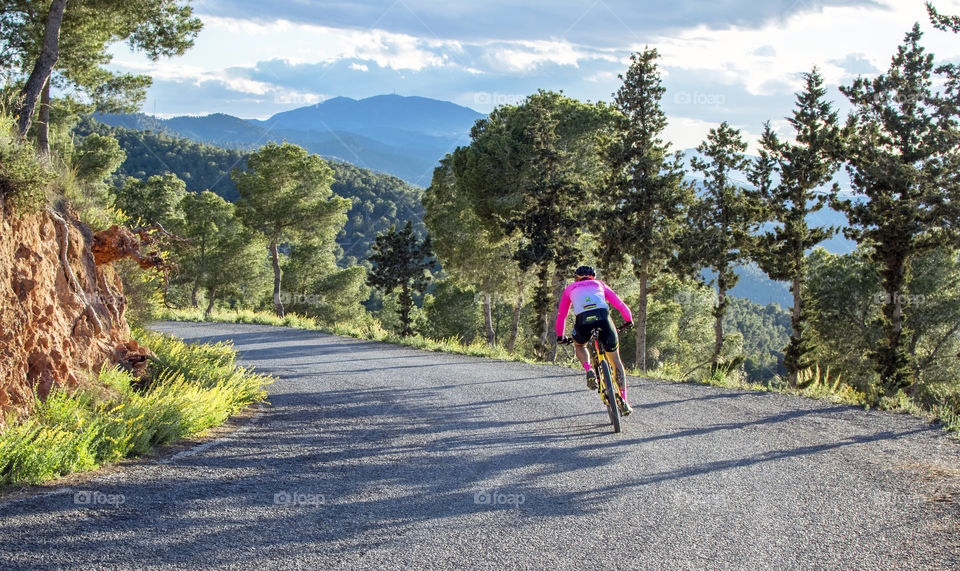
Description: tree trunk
xmin=399 ymin=283 xmax=413 ymax=336
xmin=205 ymin=287 xmax=217 ymax=317
xmin=270 ymin=241 xmax=284 ymax=317
xmin=879 ymin=252 xmax=908 ymax=395
xmin=482 ymin=292 xmax=496 ymax=346
xmin=713 ymin=275 xmax=727 ymax=365
xmin=191 ymin=280 xmax=200 ymax=308
xmin=508 ymin=288 xmax=524 ymax=354
xmin=16 ymin=0 xmax=68 ymax=137
xmin=37 ymin=80 xmax=52 ymax=154
xmin=636 ymin=265 xmax=649 ymax=374
xmin=533 ymin=262 xmax=552 ymax=359
xmin=786 ymin=273 xmax=803 ymax=389
xmin=547 ymin=265 xmax=563 ymax=362
xmin=191 ymin=237 xmax=206 ymax=308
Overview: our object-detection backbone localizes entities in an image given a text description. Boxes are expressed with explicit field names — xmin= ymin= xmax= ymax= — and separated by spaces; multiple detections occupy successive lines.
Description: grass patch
xmin=0 ymin=330 xmax=270 ymax=487
xmin=158 ymin=307 xmax=531 ymax=365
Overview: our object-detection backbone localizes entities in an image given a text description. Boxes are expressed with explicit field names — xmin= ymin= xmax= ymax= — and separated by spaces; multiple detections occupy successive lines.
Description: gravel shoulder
xmin=1 ymin=322 xmax=958 ymax=570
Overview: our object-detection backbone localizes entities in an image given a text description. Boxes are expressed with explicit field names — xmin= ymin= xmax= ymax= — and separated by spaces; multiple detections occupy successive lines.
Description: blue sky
xmin=108 ymin=0 xmax=960 ymax=151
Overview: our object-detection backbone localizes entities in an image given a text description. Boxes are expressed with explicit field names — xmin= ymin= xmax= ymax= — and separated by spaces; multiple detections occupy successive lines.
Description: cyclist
xmin=556 ymin=265 xmax=634 ymax=415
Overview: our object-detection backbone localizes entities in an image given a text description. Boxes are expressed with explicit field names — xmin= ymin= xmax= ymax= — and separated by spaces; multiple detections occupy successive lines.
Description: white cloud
xmin=651 ymin=1 xmax=960 ymax=97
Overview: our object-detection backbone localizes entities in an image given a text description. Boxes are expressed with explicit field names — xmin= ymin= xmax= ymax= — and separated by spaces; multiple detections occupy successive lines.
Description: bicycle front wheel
xmin=599 ymin=360 xmax=621 ymax=433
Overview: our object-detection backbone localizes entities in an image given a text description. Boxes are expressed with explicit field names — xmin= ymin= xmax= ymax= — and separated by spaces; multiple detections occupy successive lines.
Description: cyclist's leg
xmin=598 ymin=311 xmax=627 ymax=400
xmin=573 ymin=341 xmax=590 ymax=368
xmin=605 ymin=349 xmax=627 ymax=398
xmin=572 ymin=311 xmax=600 ymax=388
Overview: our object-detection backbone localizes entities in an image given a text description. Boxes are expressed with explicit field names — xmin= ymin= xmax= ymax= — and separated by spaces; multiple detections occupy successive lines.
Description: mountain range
xmin=97 ymin=94 xmax=485 ymax=187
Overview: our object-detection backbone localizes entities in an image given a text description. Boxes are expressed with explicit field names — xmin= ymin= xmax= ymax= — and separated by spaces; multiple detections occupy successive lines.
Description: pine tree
xmin=367 ymin=221 xmax=438 ymax=336
xmin=453 ymin=90 xmax=613 ymax=359
xmin=680 ymin=122 xmax=762 ymax=366
xmin=596 ymin=48 xmax=691 ymax=373
xmin=836 ymin=24 xmax=960 ymax=396
xmin=4 ymin=0 xmax=202 ymax=148
xmin=233 ymin=143 xmax=350 ymax=317
xmin=424 ymin=155 xmax=523 ymax=347
xmin=748 ymin=69 xmax=842 ymax=388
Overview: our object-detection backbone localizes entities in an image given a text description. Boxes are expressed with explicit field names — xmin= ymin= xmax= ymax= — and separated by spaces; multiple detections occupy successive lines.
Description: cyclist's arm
xmin=555 ymin=286 xmax=573 ymax=338
xmin=601 ymin=282 xmax=633 ymax=322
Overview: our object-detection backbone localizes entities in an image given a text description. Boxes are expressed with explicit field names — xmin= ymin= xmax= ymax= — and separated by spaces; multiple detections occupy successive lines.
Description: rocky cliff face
xmin=0 ymin=207 xmax=151 ymax=419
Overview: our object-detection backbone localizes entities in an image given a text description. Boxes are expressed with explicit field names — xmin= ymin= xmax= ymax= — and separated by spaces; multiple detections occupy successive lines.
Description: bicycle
xmin=560 ymin=323 xmax=630 ymax=433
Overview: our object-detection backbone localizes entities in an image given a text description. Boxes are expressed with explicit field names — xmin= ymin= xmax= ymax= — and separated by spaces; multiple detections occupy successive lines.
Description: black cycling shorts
xmin=572 ymin=308 xmax=618 ymax=352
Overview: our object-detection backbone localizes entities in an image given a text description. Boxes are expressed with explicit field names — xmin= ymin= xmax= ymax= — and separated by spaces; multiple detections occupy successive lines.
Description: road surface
xmin=1 ymin=322 xmax=958 ymax=569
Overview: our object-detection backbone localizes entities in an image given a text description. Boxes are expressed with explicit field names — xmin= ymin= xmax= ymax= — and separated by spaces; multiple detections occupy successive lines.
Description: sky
xmin=107 ymin=0 xmax=960 ymax=152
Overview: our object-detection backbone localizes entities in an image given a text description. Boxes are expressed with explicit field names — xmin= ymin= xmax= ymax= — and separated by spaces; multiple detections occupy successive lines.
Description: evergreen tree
xmin=281 ymin=239 xmax=369 ymax=325
xmin=927 ymin=2 xmax=960 ymax=32
xmin=680 ymin=122 xmax=762 ymax=366
xmin=596 ymin=48 xmax=691 ymax=373
xmin=424 ymin=155 xmax=521 ymax=347
xmin=174 ymin=191 xmax=266 ymax=315
xmin=4 ymin=0 xmax=202 ymax=148
xmin=111 ymin=173 xmax=186 ymax=228
xmin=367 ymin=221 xmax=438 ymax=336
xmin=233 ymin=143 xmax=351 ymax=317
xmin=836 ymin=25 xmax=960 ymax=395
xmin=748 ymin=69 xmax=842 ymax=388
xmin=454 ymin=91 xmax=613 ymax=359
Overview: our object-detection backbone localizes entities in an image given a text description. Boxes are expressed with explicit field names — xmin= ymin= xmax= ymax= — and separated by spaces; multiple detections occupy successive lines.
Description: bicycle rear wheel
xmin=599 ymin=360 xmax=621 ymax=433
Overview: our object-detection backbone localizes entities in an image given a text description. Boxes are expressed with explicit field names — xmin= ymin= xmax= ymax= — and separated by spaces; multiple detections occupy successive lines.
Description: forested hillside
xmin=74 ymin=118 xmax=425 ymax=264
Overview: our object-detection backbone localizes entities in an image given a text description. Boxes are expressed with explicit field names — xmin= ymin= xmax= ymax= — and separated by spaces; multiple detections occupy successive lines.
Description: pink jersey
xmin=555 ymin=280 xmax=632 ymax=337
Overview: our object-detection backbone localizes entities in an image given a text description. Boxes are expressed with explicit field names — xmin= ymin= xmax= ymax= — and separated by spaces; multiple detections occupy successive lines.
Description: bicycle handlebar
xmin=558 ymin=321 xmax=631 ymax=345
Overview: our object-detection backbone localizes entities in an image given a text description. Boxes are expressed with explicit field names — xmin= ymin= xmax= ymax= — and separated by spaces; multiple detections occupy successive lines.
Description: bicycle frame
xmin=587 ymin=330 xmax=622 ymax=407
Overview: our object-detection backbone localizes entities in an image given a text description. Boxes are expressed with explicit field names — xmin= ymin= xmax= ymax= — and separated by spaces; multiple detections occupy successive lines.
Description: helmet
xmin=574 ymin=265 xmax=595 ymax=278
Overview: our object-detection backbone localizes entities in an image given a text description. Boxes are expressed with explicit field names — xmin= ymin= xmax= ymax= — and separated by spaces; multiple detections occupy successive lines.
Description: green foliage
xmin=171 ymin=190 xmax=269 ymax=316
xmin=749 ymin=69 xmax=841 ymax=386
xmin=2 ymin=0 xmax=202 ymax=116
xmin=328 ymin=161 xmax=425 ymax=265
xmin=0 ymin=112 xmax=54 ymax=213
xmin=804 ymin=247 xmax=883 ymax=397
xmin=805 ymin=246 xmax=960 ymax=408
xmin=837 ymin=24 xmax=960 ymax=394
xmin=596 ymin=48 xmax=692 ymax=371
xmin=681 ymin=122 xmax=763 ymax=363
xmin=74 ymin=117 xmax=248 ymax=199
xmin=234 ymin=142 xmax=350 ymax=316
xmin=453 ymin=90 xmax=614 ymax=356
xmin=280 ymin=239 xmax=370 ymax=325
xmin=367 ymin=220 xmax=438 ymax=336
xmin=422 ymin=280 xmax=483 ymax=344
xmin=424 ymin=155 xmax=525 ymax=346
xmin=723 ymin=297 xmax=791 ymax=382
xmin=71 ymin=131 xmax=125 ymax=183
xmin=111 ymin=172 xmax=186 ymax=227
xmin=0 ymin=330 xmax=269 ymax=486
xmin=74 ymin=118 xmax=426 ymax=265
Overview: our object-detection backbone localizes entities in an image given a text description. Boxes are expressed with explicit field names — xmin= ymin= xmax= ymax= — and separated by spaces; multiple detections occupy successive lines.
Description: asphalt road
xmin=1 ymin=322 xmax=959 ymax=570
